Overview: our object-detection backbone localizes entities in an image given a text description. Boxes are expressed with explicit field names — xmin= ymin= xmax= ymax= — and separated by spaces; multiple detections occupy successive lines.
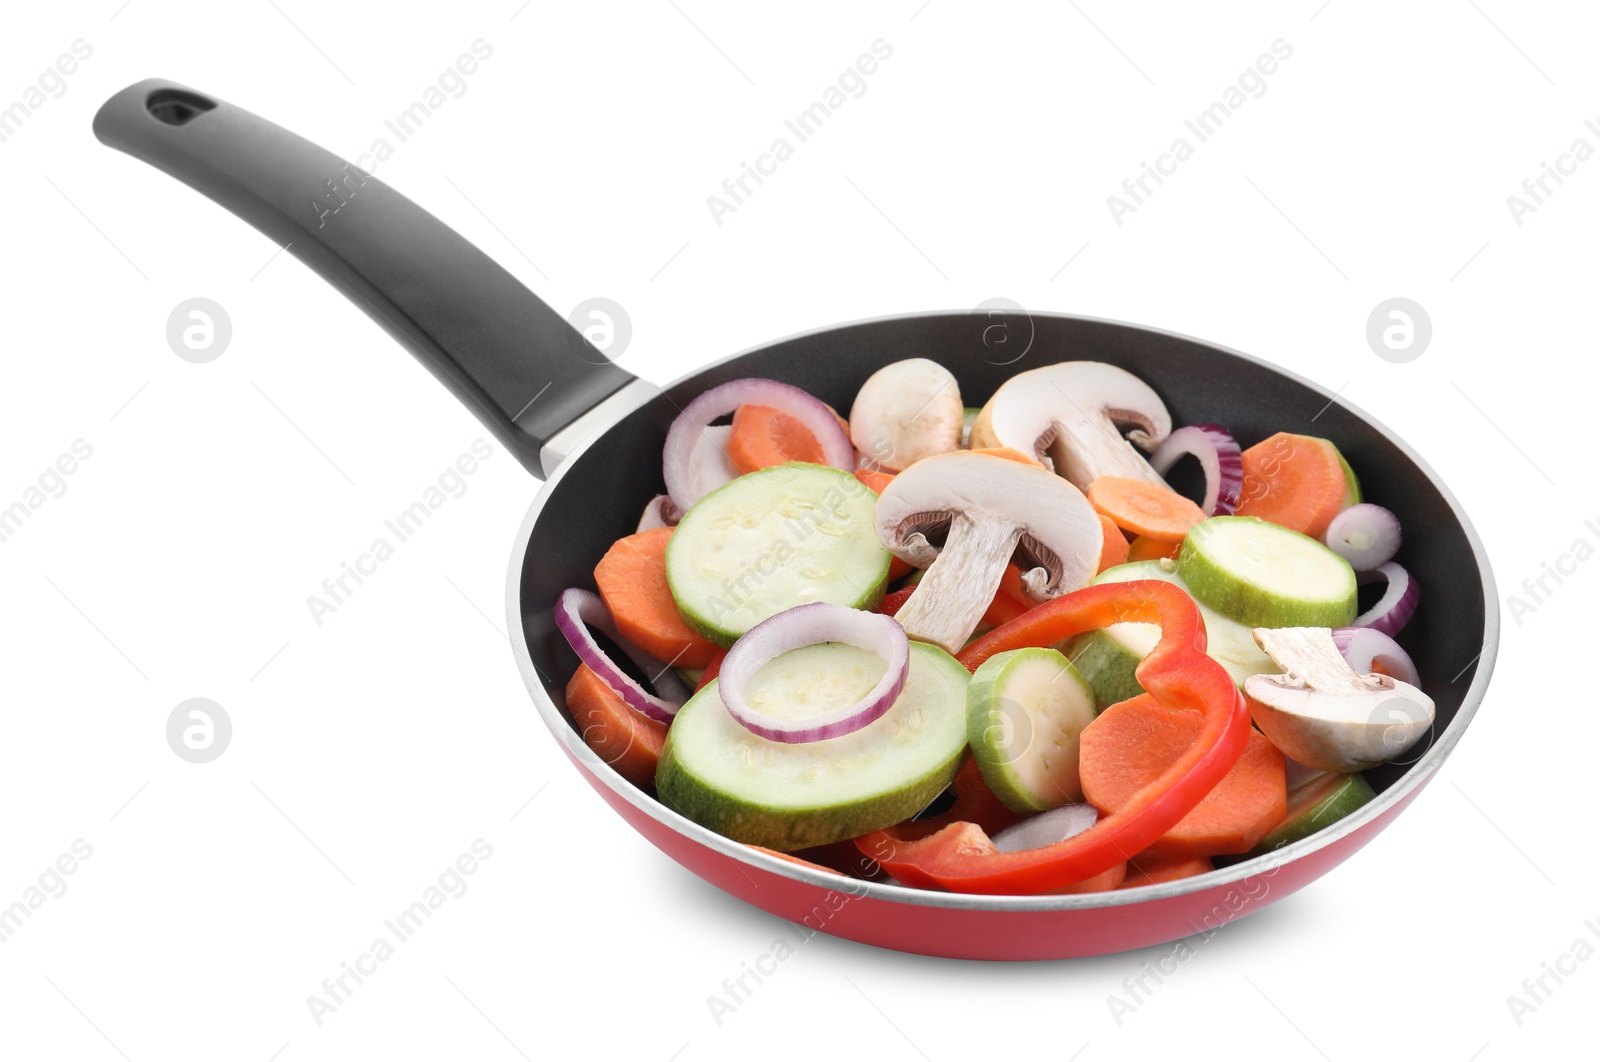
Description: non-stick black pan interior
xmin=519 ymin=312 xmax=1488 ymax=799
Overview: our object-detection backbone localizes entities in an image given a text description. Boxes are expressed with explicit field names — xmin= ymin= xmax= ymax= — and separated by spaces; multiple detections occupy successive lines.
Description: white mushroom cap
xmin=848 ymin=358 xmax=963 ymax=471
xmin=969 ymin=361 xmax=1172 ymax=489
xmin=874 ymin=451 xmax=1102 ymax=652
xmin=1243 ymin=627 xmax=1436 ymax=773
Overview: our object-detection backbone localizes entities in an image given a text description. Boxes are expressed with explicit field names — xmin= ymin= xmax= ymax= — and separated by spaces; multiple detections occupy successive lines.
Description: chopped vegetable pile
xmin=555 ymin=358 xmax=1431 ymax=896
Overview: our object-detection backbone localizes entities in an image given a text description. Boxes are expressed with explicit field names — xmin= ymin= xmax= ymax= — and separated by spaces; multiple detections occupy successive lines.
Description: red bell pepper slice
xmin=854 ymin=580 xmax=1250 ymax=895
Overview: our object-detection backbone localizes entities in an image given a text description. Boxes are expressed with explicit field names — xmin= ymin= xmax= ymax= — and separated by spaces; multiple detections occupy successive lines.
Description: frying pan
xmin=94 ymin=79 xmax=1498 ymax=960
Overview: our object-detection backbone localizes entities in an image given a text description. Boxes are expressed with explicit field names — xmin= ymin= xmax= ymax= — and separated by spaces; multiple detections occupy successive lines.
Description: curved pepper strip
xmin=854 ymin=580 xmax=1250 ymax=895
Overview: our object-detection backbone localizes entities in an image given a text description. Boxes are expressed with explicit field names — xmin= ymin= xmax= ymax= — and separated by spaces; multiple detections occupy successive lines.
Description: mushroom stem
xmin=1243 ymin=626 xmax=1436 ymax=773
xmin=1046 ymin=404 xmax=1168 ymax=489
xmin=1252 ymin=627 xmax=1375 ymax=693
xmin=894 ymin=514 xmax=1020 ymax=655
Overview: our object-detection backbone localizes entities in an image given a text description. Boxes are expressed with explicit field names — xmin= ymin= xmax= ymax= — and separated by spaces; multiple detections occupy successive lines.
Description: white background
xmin=1 ymin=1 xmax=1595 ymax=1059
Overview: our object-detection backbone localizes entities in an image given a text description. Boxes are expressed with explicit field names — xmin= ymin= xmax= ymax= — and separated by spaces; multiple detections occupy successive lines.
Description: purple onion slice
xmin=717 ymin=603 xmax=909 ymax=744
xmin=1324 ymin=503 xmax=1401 ymax=571
xmin=662 ymin=378 xmax=853 ymax=513
xmin=1353 ymin=562 xmax=1419 ymax=638
xmin=1149 ymin=423 xmax=1244 ymax=516
xmin=554 ymin=588 xmax=688 ymax=723
xmin=1332 ymin=626 xmax=1421 ymax=687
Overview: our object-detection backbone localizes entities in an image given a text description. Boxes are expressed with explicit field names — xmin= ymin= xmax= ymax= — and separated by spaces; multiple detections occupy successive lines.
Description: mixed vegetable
xmin=554 ymin=358 xmax=1432 ymax=896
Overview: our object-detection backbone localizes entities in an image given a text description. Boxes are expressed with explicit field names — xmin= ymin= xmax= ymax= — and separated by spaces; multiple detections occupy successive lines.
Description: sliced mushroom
xmin=636 ymin=494 xmax=677 ymax=531
xmin=874 ymin=451 xmax=1102 ymax=654
xmin=849 ymin=358 xmax=964 ymax=471
xmin=1243 ymin=626 xmax=1435 ymax=773
xmin=968 ymin=361 xmax=1172 ymax=489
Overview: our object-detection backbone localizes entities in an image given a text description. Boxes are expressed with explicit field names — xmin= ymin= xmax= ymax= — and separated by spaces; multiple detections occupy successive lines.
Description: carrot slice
xmin=1081 ymin=694 xmax=1286 ymax=858
xmin=1127 ymin=535 xmax=1181 ymax=563
xmin=1234 ymin=432 xmax=1352 ymax=539
xmin=594 ymin=527 xmax=721 ymax=668
xmin=1087 ymin=476 xmax=1206 ymax=543
xmin=1097 ymin=514 xmax=1131 ymax=573
xmin=728 ymin=404 xmax=850 ymax=474
xmin=854 ymin=467 xmax=896 ymax=494
xmin=1118 ymin=850 xmax=1214 ymax=889
xmin=567 ymin=664 xmax=668 ymax=789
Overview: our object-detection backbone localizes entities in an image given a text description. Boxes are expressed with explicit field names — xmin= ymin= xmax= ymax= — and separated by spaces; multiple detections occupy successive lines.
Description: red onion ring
xmin=1354 ymin=562 xmax=1419 ymax=638
xmin=664 ymin=423 xmax=740 ymax=517
xmin=1149 ymin=424 xmax=1243 ymax=515
xmin=636 ymin=494 xmax=678 ymax=532
xmin=1332 ymin=626 xmax=1421 ymax=687
xmin=993 ymin=803 xmax=1099 ymax=853
xmin=716 ymin=603 xmax=909 ymax=743
xmin=554 ymin=588 xmax=688 ymax=724
xmin=662 ymin=378 xmax=853 ymax=513
xmin=1324 ymin=503 xmax=1401 ymax=571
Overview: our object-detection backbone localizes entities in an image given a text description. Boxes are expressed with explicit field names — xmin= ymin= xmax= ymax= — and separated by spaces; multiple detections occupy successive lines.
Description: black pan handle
xmin=94 ymin=79 xmax=637 ymax=478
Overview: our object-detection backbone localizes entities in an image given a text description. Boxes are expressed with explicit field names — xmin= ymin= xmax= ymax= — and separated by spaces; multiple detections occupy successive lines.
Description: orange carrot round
xmin=567 ymin=664 xmax=668 ymax=789
xmin=1087 ymin=476 xmax=1206 ymax=542
xmin=854 ymin=466 xmax=897 ymax=494
xmin=594 ymin=528 xmax=721 ymax=668
xmin=1118 ymin=850 xmax=1214 ymax=888
xmin=1127 ymin=535 xmax=1181 ymax=563
xmin=1097 ymin=514 xmax=1131 ymax=572
xmin=1234 ymin=432 xmax=1352 ymax=539
xmin=728 ymin=404 xmax=850 ymax=474
xmin=1081 ymin=693 xmax=1286 ymax=858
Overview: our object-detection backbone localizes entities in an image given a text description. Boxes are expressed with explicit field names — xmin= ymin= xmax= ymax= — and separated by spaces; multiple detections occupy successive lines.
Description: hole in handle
xmin=147 ymin=88 xmax=216 ymax=126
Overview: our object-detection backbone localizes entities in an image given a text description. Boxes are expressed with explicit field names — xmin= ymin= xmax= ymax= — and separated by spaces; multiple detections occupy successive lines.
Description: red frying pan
xmin=94 ymin=79 xmax=1497 ymax=959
